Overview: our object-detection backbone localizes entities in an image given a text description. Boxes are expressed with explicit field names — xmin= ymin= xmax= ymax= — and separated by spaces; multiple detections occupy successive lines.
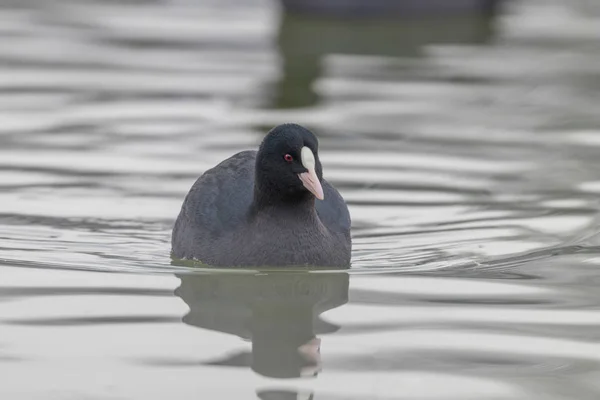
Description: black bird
xmin=171 ymin=123 xmax=351 ymax=267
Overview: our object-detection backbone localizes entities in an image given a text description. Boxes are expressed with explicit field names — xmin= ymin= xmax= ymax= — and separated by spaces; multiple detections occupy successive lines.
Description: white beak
xmin=298 ymin=147 xmax=324 ymax=200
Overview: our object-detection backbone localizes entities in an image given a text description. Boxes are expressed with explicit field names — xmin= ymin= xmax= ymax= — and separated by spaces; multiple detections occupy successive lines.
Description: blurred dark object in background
xmin=273 ymin=2 xmax=500 ymax=108
xmin=278 ymin=0 xmax=502 ymax=17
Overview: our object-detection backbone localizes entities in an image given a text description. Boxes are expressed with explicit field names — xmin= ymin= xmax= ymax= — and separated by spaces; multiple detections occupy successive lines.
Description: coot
xmin=171 ymin=124 xmax=351 ymax=267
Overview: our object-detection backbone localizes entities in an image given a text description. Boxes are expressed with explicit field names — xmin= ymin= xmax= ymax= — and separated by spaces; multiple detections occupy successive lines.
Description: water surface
xmin=2 ymin=0 xmax=600 ymax=398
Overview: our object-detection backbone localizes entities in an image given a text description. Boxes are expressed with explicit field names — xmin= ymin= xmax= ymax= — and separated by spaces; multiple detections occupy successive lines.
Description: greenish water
xmin=2 ymin=0 xmax=600 ymax=398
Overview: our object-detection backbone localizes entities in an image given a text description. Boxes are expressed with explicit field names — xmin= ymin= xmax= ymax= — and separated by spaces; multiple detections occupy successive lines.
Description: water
xmin=2 ymin=0 xmax=600 ymax=398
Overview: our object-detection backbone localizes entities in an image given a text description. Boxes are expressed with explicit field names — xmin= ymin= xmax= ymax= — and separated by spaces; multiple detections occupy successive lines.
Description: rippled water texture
xmin=2 ymin=0 xmax=600 ymax=398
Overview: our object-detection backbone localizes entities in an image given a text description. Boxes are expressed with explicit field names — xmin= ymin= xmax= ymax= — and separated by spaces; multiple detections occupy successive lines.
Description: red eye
xmin=284 ymin=154 xmax=293 ymax=163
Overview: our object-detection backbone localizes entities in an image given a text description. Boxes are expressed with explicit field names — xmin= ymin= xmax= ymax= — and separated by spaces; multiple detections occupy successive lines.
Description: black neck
xmin=251 ymin=184 xmax=316 ymax=217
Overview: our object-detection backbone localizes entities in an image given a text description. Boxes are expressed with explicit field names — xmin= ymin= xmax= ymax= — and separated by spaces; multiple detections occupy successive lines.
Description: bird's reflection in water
xmin=175 ymin=271 xmax=349 ymax=380
xmin=256 ymin=389 xmax=315 ymax=400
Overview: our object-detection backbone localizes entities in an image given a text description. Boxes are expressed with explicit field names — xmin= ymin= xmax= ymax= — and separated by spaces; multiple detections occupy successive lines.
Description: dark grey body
xmin=172 ymin=151 xmax=351 ymax=267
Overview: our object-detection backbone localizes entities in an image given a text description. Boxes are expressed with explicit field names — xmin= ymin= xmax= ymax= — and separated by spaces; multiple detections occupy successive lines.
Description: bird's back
xmin=172 ymin=151 xmax=256 ymax=259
